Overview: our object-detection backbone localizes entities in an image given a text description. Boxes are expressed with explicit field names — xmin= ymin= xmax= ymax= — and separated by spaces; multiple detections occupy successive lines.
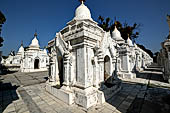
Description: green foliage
xmin=153 ymin=52 xmax=159 ymax=63
xmin=0 ymin=11 xmax=6 ymax=47
xmin=0 ymin=37 xmax=4 ymax=47
xmin=137 ymin=44 xmax=153 ymax=58
xmin=97 ymin=15 xmax=153 ymax=58
xmin=98 ymin=16 xmax=111 ymax=32
xmin=97 ymin=16 xmax=140 ymax=42
xmin=0 ymin=11 xmax=6 ymax=24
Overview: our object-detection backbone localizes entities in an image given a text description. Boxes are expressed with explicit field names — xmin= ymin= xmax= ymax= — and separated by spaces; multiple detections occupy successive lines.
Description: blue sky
xmin=0 ymin=0 xmax=170 ymax=55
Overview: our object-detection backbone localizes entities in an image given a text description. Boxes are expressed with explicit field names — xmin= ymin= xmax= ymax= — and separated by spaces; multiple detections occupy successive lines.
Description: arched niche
xmin=104 ymin=55 xmax=111 ymax=81
xmin=34 ymin=59 xmax=39 ymax=69
xmin=57 ymin=48 xmax=64 ymax=86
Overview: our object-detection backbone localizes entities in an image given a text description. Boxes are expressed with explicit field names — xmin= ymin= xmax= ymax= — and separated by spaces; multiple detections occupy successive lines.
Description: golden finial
xmin=114 ymin=16 xmax=117 ymax=26
xmin=128 ymin=34 xmax=130 ymax=38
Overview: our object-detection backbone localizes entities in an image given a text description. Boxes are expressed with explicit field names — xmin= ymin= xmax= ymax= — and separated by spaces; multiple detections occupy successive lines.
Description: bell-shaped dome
xmin=126 ymin=37 xmax=133 ymax=46
xmin=18 ymin=45 xmax=24 ymax=53
xmin=74 ymin=2 xmax=92 ymax=20
xmin=112 ymin=26 xmax=124 ymax=41
xmin=134 ymin=43 xmax=138 ymax=48
xmin=30 ymin=37 xmax=40 ymax=47
xmin=43 ymin=49 xmax=47 ymax=54
xmin=29 ymin=33 xmax=40 ymax=48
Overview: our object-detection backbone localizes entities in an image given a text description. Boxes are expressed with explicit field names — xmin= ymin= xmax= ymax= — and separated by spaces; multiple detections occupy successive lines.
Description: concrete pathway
xmin=0 ymin=67 xmax=170 ymax=113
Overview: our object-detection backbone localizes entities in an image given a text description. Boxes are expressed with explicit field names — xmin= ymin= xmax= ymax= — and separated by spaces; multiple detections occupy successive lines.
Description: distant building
xmin=3 ymin=32 xmax=49 ymax=72
xmin=157 ymin=15 xmax=170 ymax=83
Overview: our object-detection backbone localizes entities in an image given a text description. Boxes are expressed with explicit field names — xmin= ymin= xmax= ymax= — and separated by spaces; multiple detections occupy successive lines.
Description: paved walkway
xmin=0 ymin=67 xmax=170 ymax=113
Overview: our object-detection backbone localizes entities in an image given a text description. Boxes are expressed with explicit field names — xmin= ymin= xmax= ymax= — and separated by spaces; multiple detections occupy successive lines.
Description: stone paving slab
xmin=149 ymin=80 xmax=170 ymax=89
xmin=1 ymin=68 xmax=170 ymax=113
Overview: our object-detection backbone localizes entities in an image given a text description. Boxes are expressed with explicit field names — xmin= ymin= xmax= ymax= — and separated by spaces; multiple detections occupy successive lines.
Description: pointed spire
xmin=128 ymin=34 xmax=130 ymax=38
xmin=29 ymin=30 xmax=40 ymax=49
xmin=79 ymin=0 xmax=85 ymax=4
xmin=127 ymin=34 xmax=131 ymax=41
xmin=18 ymin=41 xmax=24 ymax=53
xmin=114 ymin=16 xmax=118 ymax=28
xmin=126 ymin=34 xmax=133 ymax=46
xmin=21 ymin=40 xmax=23 ymax=46
xmin=114 ymin=25 xmax=117 ymax=30
xmin=34 ymin=30 xmax=37 ymax=37
xmin=112 ymin=25 xmax=124 ymax=41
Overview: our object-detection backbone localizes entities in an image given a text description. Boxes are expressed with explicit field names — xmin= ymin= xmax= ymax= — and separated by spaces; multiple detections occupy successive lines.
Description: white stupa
xmin=74 ymin=0 xmax=92 ymax=21
xmin=112 ymin=26 xmax=124 ymax=43
xmin=17 ymin=43 xmax=24 ymax=54
xmin=126 ymin=36 xmax=134 ymax=47
xmin=29 ymin=32 xmax=40 ymax=50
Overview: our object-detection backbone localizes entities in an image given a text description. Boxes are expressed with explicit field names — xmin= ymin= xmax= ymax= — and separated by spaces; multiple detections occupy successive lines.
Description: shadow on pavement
xmin=0 ymin=80 xmax=19 ymax=112
xmin=0 ymin=65 xmax=18 ymax=75
xmin=136 ymin=68 xmax=166 ymax=83
xmin=104 ymin=68 xmax=170 ymax=113
xmin=127 ymin=86 xmax=170 ymax=113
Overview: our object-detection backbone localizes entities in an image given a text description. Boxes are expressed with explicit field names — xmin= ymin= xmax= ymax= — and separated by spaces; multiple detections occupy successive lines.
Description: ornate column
xmin=48 ymin=45 xmax=60 ymax=85
xmin=49 ymin=55 xmax=60 ymax=85
xmin=135 ymin=52 xmax=139 ymax=71
xmin=62 ymin=41 xmax=72 ymax=87
xmin=63 ymin=50 xmax=70 ymax=87
xmin=92 ymin=56 xmax=99 ymax=88
xmin=49 ymin=58 xmax=55 ymax=82
xmin=97 ymin=48 xmax=104 ymax=83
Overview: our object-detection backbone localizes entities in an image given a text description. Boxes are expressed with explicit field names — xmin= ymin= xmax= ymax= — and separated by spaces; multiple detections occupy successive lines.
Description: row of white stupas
xmin=157 ymin=15 xmax=170 ymax=83
xmin=46 ymin=1 xmax=153 ymax=109
xmin=2 ymin=33 xmax=49 ymax=72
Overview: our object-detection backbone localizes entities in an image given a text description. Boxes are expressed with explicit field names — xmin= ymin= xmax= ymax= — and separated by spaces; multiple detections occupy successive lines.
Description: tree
xmin=137 ymin=44 xmax=153 ymax=58
xmin=0 ymin=11 xmax=6 ymax=47
xmin=98 ymin=16 xmax=111 ymax=32
xmin=153 ymin=52 xmax=159 ymax=63
xmin=97 ymin=16 xmax=153 ymax=57
xmin=97 ymin=16 xmax=140 ymax=42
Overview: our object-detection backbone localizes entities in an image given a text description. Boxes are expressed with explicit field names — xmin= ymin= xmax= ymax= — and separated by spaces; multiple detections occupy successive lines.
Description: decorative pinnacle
xmin=21 ymin=40 xmax=23 ymax=46
xmin=79 ymin=0 xmax=85 ymax=4
xmin=128 ymin=34 xmax=130 ymax=38
xmin=34 ymin=30 xmax=37 ymax=37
